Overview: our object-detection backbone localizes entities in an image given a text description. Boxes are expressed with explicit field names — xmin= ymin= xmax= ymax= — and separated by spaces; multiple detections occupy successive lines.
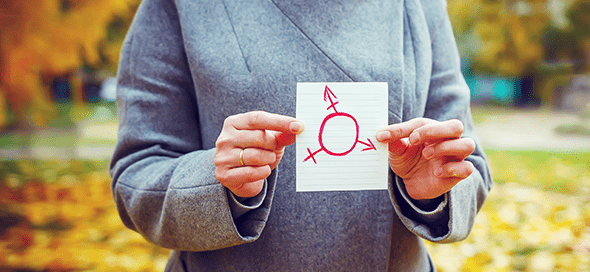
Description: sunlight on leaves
xmin=1 ymin=151 xmax=589 ymax=271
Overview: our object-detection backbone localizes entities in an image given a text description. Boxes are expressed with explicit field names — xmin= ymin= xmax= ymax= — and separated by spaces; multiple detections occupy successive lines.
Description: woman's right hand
xmin=214 ymin=111 xmax=304 ymax=198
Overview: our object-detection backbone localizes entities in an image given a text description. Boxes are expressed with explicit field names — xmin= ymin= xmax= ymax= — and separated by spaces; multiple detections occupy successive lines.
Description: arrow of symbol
xmin=357 ymin=138 xmax=376 ymax=151
xmin=324 ymin=85 xmax=339 ymax=113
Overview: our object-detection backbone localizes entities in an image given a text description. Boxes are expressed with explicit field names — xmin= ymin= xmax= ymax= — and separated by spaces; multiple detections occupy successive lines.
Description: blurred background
xmin=0 ymin=0 xmax=589 ymax=271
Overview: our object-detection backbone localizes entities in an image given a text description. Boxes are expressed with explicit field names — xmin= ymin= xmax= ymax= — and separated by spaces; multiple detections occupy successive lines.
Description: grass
xmin=0 ymin=131 xmax=117 ymax=148
xmin=430 ymin=149 xmax=590 ymax=271
xmin=0 ymin=101 xmax=118 ymax=149
xmin=485 ymin=150 xmax=590 ymax=195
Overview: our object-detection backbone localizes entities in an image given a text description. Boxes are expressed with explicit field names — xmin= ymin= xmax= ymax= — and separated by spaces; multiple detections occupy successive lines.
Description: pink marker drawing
xmin=303 ymin=85 xmax=377 ymax=164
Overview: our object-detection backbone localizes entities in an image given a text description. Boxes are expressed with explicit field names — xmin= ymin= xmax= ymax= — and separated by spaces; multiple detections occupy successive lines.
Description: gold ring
xmin=239 ymin=149 xmax=245 ymax=166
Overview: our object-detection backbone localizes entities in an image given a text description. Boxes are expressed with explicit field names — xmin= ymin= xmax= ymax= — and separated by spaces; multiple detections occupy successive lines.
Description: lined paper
xmin=296 ymin=82 xmax=389 ymax=192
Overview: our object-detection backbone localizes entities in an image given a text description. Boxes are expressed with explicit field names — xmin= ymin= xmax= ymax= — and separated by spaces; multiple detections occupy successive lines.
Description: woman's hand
xmin=376 ymin=118 xmax=476 ymax=200
xmin=214 ymin=111 xmax=304 ymax=198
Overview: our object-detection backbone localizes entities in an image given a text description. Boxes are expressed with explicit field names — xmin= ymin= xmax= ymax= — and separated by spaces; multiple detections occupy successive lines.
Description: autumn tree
xmin=448 ymin=0 xmax=551 ymax=77
xmin=546 ymin=0 xmax=590 ymax=73
xmin=0 ymin=0 xmax=138 ymax=129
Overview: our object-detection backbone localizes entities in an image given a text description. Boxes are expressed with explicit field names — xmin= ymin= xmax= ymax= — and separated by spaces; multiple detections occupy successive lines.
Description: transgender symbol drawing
xmin=303 ymin=85 xmax=377 ymax=164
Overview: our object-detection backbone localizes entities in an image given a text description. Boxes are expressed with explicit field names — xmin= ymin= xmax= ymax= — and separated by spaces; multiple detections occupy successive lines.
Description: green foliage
xmin=448 ymin=0 xmax=550 ymax=76
xmin=567 ymin=0 xmax=590 ymax=38
xmin=486 ymin=150 xmax=590 ymax=194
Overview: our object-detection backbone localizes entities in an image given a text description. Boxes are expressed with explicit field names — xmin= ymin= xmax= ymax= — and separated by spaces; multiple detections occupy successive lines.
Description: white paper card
xmin=296 ymin=82 xmax=389 ymax=192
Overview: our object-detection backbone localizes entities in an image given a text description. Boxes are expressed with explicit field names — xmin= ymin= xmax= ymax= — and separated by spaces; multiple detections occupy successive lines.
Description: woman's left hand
xmin=376 ymin=118 xmax=476 ymax=200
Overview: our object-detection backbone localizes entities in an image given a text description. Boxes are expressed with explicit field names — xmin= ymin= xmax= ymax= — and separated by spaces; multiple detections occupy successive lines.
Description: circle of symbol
xmin=318 ymin=112 xmax=360 ymax=157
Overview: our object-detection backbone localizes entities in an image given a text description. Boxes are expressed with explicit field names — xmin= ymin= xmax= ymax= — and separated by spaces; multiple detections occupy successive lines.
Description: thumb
xmin=388 ymin=137 xmax=412 ymax=156
xmin=376 ymin=129 xmax=411 ymax=156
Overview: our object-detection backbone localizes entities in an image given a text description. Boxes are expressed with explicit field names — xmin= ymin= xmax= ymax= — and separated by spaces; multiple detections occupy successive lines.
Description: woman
xmin=110 ymin=0 xmax=492 ymax=270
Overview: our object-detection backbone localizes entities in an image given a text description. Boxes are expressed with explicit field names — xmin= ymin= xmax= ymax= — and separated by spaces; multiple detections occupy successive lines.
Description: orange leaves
xmin=0 ymin=0 xmax=139 ymax=128
xmin=1 ymin=0 xmax=136 ymax=74
xmin=0 ymin=89 xmax=8 ymax=128
xmin=0 ymin=160 xmax=169 ymax=271
xmin=427 ymin=183 xmax=590 ymax=271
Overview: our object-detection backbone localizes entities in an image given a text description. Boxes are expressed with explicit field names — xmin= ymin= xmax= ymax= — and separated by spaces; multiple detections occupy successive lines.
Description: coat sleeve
xmin=109 ymin=0 xmax=272 ymax=252
xmin=390 ymin=0 xmax=493 ymax=243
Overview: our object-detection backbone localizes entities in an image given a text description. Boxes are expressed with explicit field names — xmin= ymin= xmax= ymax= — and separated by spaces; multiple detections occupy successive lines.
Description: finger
xmin=388 ymin=138 xmax=411 ymax=156
xmin=435 ymin=160 xmax=474 ymax=180
xmin=422 ymin=138 xmax=476 ymax=160
xmin=227 ymin=111 xmax=304 ymax=134
xmin=216 ymin=165 xmax=272 ymax=188
xmin=239 ymin=148 xmax=277 ymax=167
xmin=214 ymin=148 xmax=277 ymax=168
xmin=376 ymin=118 xmax=434 ymax=143
xmin=231 ymin=180 xmax=265 ymax=198
xmin=218 ymin=129 xmax=277 ymax=150
xmin=408 ymin=161 xmax=474 ymax=200
xmin=387 ymin=138 xmax=422 ymax=172
xmin=408 ymin=119 xmax=464 ymax=146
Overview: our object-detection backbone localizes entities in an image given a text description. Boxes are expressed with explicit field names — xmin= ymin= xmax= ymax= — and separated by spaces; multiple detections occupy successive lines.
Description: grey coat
xmin=110 ymin=0 xmax=493 ymax=270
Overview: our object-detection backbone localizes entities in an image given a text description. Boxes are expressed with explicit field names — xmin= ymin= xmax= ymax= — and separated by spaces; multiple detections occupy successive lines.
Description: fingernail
xmin=423 ymin=147 xmax=434 ymax=158
xmin=376 ymin=131 xmax=390 ymax=142
xmin=290 ymin=121 xmax=304 ymax=134
xmin=409 ymin=132 xmax=420 ymax=145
